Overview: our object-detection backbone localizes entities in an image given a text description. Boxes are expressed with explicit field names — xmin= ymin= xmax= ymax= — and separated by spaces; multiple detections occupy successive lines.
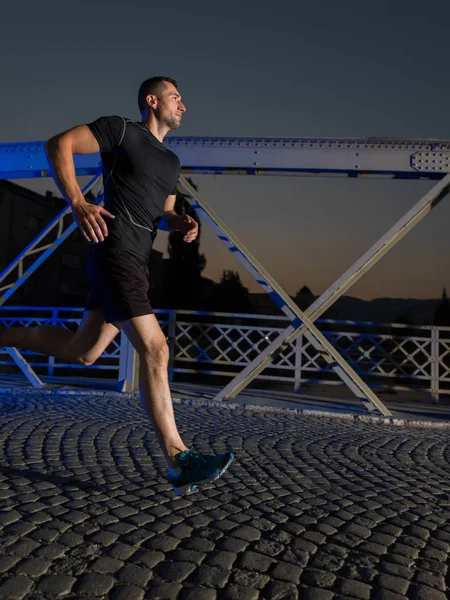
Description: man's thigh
xmin=72 ymin=309 xmax=120 ymax=359
xmin=87 ymin=248 xmax=152 ymax=324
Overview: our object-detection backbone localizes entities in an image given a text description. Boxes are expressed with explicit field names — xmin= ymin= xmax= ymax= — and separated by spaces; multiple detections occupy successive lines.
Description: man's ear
xmin=146 ymin=93 xmax=158 ymax=109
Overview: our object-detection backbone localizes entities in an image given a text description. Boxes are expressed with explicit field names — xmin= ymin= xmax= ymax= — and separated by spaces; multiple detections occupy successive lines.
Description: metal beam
xmin=2 ymin=137 xmax=450 ymax=179
xmin=5 ymin=347 xmax=44 ymax=387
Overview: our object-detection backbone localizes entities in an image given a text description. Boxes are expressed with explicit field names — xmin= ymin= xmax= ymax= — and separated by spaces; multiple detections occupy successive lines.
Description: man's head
xmin=138 ymin=76 xmax=186 ymax=130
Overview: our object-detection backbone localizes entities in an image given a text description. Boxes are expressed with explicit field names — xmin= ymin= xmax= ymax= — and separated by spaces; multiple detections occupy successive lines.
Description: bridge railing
xmin=1 ymin=306 xmax=449 ymax=400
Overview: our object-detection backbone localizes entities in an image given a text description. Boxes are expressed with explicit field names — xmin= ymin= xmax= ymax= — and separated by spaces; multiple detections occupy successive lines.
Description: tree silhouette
xmin=292 ymin=284 xmax=337 ymax=319
xmin=210 ymin=270 xmax=254 ymax=313
xmin=162 ymin=179 xmax=211 ymax=309
xmin=167 ymin=180 xmax=206 ymax=272
xmin=434 ymin=287 xmax=450 ymax=326
xmin=293 ymin=285 xmax=314 ymax=311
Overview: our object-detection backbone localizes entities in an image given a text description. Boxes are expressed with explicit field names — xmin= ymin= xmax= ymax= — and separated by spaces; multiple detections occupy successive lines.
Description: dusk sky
xmin=2 ymin=0 xmax=450 ymax=300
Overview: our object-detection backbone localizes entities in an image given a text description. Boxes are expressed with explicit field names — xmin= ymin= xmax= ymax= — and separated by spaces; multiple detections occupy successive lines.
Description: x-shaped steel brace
xmin=180 ymin=174 xmax=450 ymax=416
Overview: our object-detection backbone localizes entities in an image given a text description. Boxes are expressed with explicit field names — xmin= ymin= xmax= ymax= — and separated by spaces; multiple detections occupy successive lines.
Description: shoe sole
xmin=173 ymin=453 xmax=235 ymax=497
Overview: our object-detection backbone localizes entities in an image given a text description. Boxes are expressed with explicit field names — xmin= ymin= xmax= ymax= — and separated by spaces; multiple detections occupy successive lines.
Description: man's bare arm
xmin=163 ymin=194 xmax=198 ymax=243
xmin=45 ymin=125 xmax=114 ymax=243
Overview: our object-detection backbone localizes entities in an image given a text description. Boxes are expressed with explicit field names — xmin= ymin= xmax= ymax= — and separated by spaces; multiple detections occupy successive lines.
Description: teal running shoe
xmin=169 ymin=450 xmax=235 ymax=496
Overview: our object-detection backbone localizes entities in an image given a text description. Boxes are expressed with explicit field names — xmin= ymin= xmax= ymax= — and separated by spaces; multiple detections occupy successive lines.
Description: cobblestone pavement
xmin=0 ymin=389 xmax=450 ymax=599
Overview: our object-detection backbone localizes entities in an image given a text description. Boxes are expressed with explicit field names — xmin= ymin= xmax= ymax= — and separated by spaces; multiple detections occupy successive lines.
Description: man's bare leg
xmin=0 ymin=309 xmax=185 ymax=465
xmin=0 ymin=309 xmax=119 ymax=366
xmin=119 ymin=314 xmax=188 ymax=469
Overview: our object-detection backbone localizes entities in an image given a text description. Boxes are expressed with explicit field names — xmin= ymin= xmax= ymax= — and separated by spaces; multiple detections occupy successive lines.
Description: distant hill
xmin=332 ymin=297 xmax=439 ymax=325
xmin=250 ymin=292 xmax=441 ymax=325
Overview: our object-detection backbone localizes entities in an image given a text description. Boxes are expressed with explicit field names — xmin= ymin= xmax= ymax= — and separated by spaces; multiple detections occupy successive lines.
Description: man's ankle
xmin=167 ymin=447 xmax=189 ymax=469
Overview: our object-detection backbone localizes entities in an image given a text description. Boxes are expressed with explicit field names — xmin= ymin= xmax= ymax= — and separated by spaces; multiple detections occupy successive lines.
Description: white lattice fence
xmin=1 ymin=307 xmax=449 ymax=398
xmin=299 ymin=330 xmax=433 ymax=383
xmin=171 ymin=313 xmax=448 ymax=397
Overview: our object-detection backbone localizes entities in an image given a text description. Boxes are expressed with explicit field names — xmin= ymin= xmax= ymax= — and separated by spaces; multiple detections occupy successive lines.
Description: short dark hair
xmin=138 ymin=76 xmax=178 ymax=115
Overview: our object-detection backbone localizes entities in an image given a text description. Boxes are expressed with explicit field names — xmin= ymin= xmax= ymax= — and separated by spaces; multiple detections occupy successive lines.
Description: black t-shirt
xmin=87 ymin=116 xmax=180 ymax=260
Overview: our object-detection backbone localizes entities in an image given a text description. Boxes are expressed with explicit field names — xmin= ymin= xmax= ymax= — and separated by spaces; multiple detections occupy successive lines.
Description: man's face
xmin=153 ymin=81 xmax=186 ymax=130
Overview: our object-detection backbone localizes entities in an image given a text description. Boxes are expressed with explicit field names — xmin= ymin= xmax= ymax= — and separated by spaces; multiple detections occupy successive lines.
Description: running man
xmin=0 ymin=77 xmax=234 ymax=496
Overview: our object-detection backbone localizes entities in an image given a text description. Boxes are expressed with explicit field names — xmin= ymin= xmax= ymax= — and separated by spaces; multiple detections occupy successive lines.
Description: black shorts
xmin=86 ymin=247 xmax=153 ymax=323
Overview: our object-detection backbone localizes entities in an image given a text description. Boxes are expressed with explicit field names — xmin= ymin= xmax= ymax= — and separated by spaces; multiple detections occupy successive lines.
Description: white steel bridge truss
xmin=2 ymin=136 xmax=450 ymax=415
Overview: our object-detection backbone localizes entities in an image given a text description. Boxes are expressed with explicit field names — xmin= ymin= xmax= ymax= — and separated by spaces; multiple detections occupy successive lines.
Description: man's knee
xmin=70 ymin=344 xmax=101 ymax=367
xmin=139 ymin=339 xmax=169 ymax=368
xmin=74 ymin=352 xmax=98 ymax=367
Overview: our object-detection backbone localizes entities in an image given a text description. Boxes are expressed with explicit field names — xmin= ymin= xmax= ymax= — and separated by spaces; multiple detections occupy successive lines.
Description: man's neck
xmin=142 ymin=117 xmax=170 ymax=143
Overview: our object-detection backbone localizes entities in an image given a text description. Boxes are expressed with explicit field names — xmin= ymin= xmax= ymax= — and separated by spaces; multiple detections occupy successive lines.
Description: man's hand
xmin=177 ymin=214 xmax=199 ymax=243
xmin=72 ymin=201 xmax=115 ymax=243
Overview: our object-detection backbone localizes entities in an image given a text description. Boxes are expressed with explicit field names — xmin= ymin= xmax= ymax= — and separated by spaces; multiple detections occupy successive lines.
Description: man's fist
xmin=179 ymin=214 xmax=198 ymax=243
xmin=72 ymin=201 xmax=115 ymax=243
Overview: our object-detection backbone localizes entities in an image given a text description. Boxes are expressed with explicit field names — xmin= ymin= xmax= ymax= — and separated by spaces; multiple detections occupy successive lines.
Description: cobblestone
xmin=157 ymin=560 xmax=196 ymax=582
xmin=415 ymin=571 xmax=446 ymax=591
xmin=270 ymin=561 xmax=302 ymax=584
xmin=131 ymin=549 xmax=165 ymax=568
xmin=302 ymin=568 xmax=336 ymax=588
xmin=1 ymin=390 xmax=450 ymax=598
xmin=146 ymin=581 xmax=183 ymax=598
xmin=181 ymin=587 xmax=217 ymax=600
xmin=37 ymin=574 xmax=77 ymax=595
xmin=239 ymin=550 xmax=275 ymax=572
xmin=206 ymin=550 xmax=237 ymax=570
xmin=74 ymin=573 xmax=115 ymax=596
xmin=218 ymin=537 xmax=249 ymax=553
xmin=0 ymin=556 xmax=20 ymax=572
xmin=300 ymin=586 xmax=333 ymax=599
xmin=91 ymin=556 xmax=124 ymax=573
xmin=109 ymin=585 xmax=145 ymax=600
xmin=107 ymin=542 xmax=137 ymax=560
xmin=117 ymin=564 xmax=152 ymax=587
xmin=219 ymin=584 xmax=259 ymax=599
xmin=0 ymin=576 xmax=33 ymax=599
xmin=339 ymin=577 xmax=372 ymax=598
xmin=232 ymin=568 xmax=270 ymax=589
xmin=377 ymin=573 xmax=410 ymax=595
xmin=194 ymin=564 xmax=231 ymax=587
xmin=231 ymin=526 xmax=261 ymax=542
xmin=409 ymin=585 xmax=448 ymax=600
xmin=15 ymin=557 xmax=51 ymax=577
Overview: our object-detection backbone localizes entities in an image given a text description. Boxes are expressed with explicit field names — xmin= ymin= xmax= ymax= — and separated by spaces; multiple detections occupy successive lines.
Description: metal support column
xmin=430 ymin=326 xmax=440 ymax=404
xmin=294 ymin=334 xmax=304 ymax=393
xmin=118 ymin=334 xmax=139 ymax=392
